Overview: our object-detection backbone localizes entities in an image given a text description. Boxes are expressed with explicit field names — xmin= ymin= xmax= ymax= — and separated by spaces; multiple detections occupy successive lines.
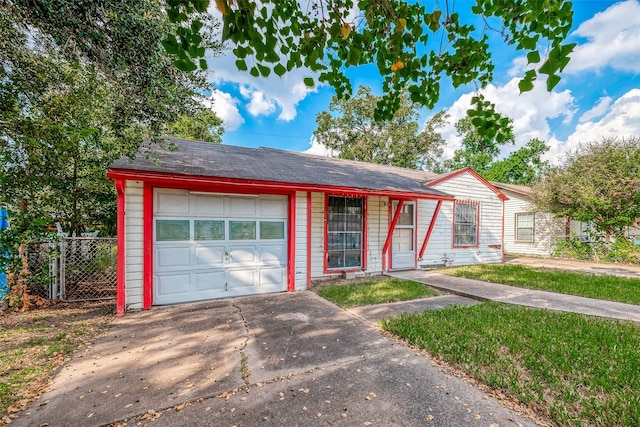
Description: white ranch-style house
xmin=108 ymin=138 xmax=508 ymax=315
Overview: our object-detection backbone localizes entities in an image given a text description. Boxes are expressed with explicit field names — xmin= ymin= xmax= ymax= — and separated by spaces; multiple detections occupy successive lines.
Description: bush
xmin=553 ymin=236 xmax=640 ymax=264
xmin=552 ymin=236 xmax=596 ymax=260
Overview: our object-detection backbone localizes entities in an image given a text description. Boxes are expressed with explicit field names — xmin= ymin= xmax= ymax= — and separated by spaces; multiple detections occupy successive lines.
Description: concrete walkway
xmin=388 ymin=270 xmax=640 ymax=323
xmin=347 ymin=294 xmax=480 ymax=324
xmin=505 ymin=256 xmax=640 ymax=279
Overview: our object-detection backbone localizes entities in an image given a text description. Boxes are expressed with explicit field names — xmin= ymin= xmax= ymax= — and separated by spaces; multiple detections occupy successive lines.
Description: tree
xmin=0 ymin=1 xmax=225 ymax=284
xmin=164 ymin=0 xmax=575 ymax=138
xmin=2 ymin=0 xmax=221 ymax=140
xmin=314 ymin=86 xmax=447 ymax=170
xmin=444 ymin=116 xmax=515 ymax=173
xmin=1 ymin=1 xmax=224 ymax=235
xmin=483 ymin=138 xmax=550 ymax=185
xmin=166 ymin=109 xmax=225 ymax=143
xmin=531 ymin=137 xmax=640 ymax=237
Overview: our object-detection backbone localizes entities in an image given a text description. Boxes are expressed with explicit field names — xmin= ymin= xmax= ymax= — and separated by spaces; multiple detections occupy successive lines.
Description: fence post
xmin=50 ymin=253 xmax=58 ymax=300
xmin=59 ymin=238 xmax=66 ymax=301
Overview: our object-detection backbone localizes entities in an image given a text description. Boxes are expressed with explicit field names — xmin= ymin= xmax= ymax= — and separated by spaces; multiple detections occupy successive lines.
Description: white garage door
xmin=153 ymin=189 xmax=288 ymax=305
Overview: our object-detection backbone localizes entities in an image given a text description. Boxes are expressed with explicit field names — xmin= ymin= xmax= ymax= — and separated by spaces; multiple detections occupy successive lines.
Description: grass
xmin=0 ymin=301 xmax=114 ymax=424
xmin=441 ymin=264 xmax=640 ymax=305
xmin=382 ymin=302 xmax=640 ymax=426
xmin=315 ymin=277 xmax=439 ymax=308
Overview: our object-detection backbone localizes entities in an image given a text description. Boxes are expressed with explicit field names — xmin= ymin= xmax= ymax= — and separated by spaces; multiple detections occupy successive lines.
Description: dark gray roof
xmin=109 ymin=137 xmax=452 ymax=198
xmin=490 ymin=181 xmax=531 ymax=197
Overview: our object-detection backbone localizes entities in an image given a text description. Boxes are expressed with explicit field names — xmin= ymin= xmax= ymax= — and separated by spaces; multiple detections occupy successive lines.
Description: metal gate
xmin=58 ymin=238 xmax=117 ymax=301
xmin=22 ymin=237 xmax=117 ymax=302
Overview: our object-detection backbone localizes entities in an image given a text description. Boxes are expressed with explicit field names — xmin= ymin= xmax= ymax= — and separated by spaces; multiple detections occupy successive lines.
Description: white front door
xmin=153 ymin=190 xmax=288 ymax=305
xmin=391 ymin=202 xmax=416 ymax=269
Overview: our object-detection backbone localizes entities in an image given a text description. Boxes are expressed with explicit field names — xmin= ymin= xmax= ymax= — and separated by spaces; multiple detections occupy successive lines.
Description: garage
xmin=153 ymin=189 xmax=288 ymax=304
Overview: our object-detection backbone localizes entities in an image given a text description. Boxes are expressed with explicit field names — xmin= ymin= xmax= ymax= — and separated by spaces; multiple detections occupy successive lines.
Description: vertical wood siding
xmin=294 ymin=191 xmax=308 ymax=290
xmin=366 ymin=196 xmax=387 ymax=274
xmin=310 ymin=192 xmax=325 ymax=278
xmin=124 ymin=181 xmax=144 ymax=309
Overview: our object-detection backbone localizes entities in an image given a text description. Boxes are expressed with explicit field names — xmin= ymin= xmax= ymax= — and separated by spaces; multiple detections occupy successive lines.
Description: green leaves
xmin=1 ymin=0 xmax=220 ymax=238
xmin=160 ymin=0 xmax=575 ymax=136
xmin=527 ymin=51 xmax=540 ymax=64
xmin=466 ymin=95 xmax=513 ymax=144
xmin=539 ymin=42 xmax=577 ymax=90
xmin=313 ymin=86 xmax=447 ymax=170
xmin=534 ymin=137 xmax=640 ymax=236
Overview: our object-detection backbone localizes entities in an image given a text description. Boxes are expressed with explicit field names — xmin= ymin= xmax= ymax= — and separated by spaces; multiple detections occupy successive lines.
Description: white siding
xmin=124 ymin=180 xmax=144 ymax=310
xmin=366 ymin=196 xmax=387 ymax=274
xmin=294 ymin=192 xmax=308 ymax=290
xmin=502 ymin=189 xmax=565 ymax=257
xmin=310 ymin=192 xmax=325 ymax=278
xmin=419 ymin=172 xmax=503 ymax=267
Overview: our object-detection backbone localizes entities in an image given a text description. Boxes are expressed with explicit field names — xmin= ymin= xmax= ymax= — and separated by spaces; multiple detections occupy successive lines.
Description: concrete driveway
xmin=15 ymin=292 xmax=540 ymax=427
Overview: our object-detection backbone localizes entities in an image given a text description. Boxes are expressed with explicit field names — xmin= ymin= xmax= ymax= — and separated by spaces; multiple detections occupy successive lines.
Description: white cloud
xmin=558 ymin=88 xmax=640 ymax=157
xmin=240 ymin=86 xmax=277 ymax=117
xmin=304 ymin=136 xmax=333 ymax=157
xmin=578 ymin=96 xmax=613 ymax=123
xmin=567 ymin=0 xmax=640 ymax=74
xmin=205 ymin=89 xmax=244 ymax=130
xmin=436 ymin=78 xmax=576 ymax=160
xmin=206 ymin=51 xmax=319 ymax=122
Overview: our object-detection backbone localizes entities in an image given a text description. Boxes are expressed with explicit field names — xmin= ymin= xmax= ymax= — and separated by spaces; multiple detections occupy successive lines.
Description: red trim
xmin=287 ymin=193 xmax=296 ymax=292
xmin=452 ymin=200 xmax=480 ymax=249
xmin=388 ymin=200 xmax=418 ymax=270
xmin=382 ymin=199 xmax=404 ymax=272
xmin=419 ymin=200 xmax=442 ymax=259
xmin=107 ymin=169 xmax=454 ymax=202
xmin=501 ymin=200 xmax=505 ymax=261
xmin=306 ymin=192 xmax=312 ymax=289
xmin=426 ymin=167 xmax=508 ymax=201
xmin=114 ymin=179 xmax=126 ymax=316
xmin=362 ymin=197 xmax=368 ymax=271
xmin=323 ymin=194 xmax=328 ymax=273
xmin=143 ymin=184 xmax=153 ymax=310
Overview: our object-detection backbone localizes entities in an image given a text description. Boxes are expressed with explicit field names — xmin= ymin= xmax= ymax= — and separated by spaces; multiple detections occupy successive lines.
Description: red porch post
xmin=419 ymin=200 xmax=442 ymax=259
xmin=382 ymin=199 xmax=404 ymax=272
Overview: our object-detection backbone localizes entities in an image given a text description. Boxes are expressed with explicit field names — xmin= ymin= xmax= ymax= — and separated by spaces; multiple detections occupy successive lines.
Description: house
xmin=107 ymin=138 xmax=508 ymax=315
xmin=491 ymin=181 xmax=598 ymax=257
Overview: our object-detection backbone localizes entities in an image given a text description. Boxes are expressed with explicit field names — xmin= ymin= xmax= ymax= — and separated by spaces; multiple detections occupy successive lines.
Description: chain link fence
xmin=22 ymin=237 xmax=117 ymax=301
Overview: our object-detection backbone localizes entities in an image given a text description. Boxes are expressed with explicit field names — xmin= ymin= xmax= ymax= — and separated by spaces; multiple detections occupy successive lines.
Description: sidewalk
xmin=387 ymin=270 xmax=640 ymax=323
xmin=505 ymin=256 xmax=640 ymax=279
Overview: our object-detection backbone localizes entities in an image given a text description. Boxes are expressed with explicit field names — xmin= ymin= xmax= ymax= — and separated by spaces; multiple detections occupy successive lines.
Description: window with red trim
xmin=453 ymin=201 xmax=479 ymax=247
xmin=327 ymin=196 xmax=364 ymax=269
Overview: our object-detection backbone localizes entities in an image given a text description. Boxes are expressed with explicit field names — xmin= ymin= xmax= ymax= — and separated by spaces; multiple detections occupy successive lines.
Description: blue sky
xmin=205 ymin=0 xmax=640 ymax=165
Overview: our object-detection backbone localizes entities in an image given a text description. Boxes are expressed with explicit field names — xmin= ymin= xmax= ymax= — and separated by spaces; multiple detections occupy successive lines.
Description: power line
xmin=224 ymin=130 xmax=312 ymax=140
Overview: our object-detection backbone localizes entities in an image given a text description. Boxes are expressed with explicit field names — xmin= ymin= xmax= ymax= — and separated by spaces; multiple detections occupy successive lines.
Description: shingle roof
xmin=109 ymin=137 xmax=451 ymax=198
xmin=490 ymin=181 xmax=532 ymax=197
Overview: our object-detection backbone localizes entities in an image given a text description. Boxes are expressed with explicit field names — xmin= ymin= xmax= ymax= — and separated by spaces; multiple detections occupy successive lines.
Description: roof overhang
xmin=107 ymin=169 xmax=456 ymax=201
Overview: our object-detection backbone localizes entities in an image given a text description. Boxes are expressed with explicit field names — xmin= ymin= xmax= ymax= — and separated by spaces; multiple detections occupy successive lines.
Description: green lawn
xmin=315 ymin=277 xmax=439 ymax=308
xmin=441 ymin=264 xmax=640 ymax=305
xmin=382 ymin=302 xmax=640 ymax=426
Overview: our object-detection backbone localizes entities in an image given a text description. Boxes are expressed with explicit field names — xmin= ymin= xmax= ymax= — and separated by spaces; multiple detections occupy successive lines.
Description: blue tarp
xmin=0 ymin=208 xmax=8 ymax=299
